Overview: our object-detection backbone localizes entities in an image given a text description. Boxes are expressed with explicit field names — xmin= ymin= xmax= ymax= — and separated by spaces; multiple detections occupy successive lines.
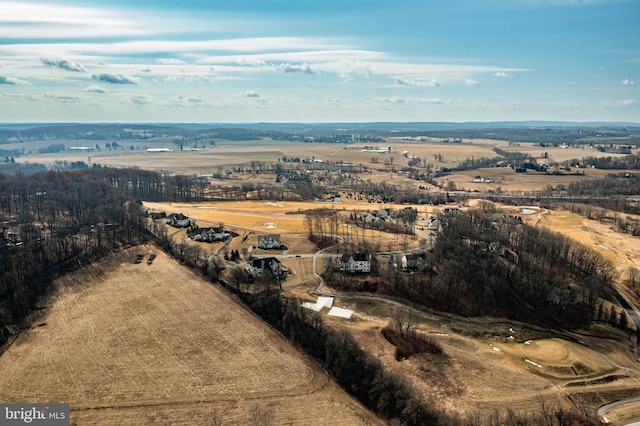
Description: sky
xmin=0 ymin=0 xmax=638 ymax=123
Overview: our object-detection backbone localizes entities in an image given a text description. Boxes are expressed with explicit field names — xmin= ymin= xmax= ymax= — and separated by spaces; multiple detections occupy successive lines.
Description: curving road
xmin=597 ymin=290 xmax=640 ymax=424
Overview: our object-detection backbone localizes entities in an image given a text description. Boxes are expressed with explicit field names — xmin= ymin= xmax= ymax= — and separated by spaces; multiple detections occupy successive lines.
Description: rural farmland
xmin=1 ymin=122 xmax=640 ymax=425
xmin=0 ymin=246 xmax=381 ymax=425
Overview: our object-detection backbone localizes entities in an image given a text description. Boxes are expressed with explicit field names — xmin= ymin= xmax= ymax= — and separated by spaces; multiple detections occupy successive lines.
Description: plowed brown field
xmin=0 ymin=246 xmax=381 ymax=425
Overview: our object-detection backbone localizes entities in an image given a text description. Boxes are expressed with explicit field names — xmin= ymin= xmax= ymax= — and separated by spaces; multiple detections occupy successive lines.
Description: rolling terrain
xmin=0 ymin=246 xmax=380 ymax=425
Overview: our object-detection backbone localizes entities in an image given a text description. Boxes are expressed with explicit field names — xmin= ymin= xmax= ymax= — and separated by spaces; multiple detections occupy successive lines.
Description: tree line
xmin=243 ymin=291 xmax=442 ymax=425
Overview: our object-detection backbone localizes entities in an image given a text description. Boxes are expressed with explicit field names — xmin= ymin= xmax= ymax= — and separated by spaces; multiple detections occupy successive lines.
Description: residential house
xmin=167 ymin=213 xmax=190 ymax=228
xmin=363 ymin=213 xmax=385 ymax=229
xmin=246 ymin=257 xmax=285 ymax=278
xmin=336 ymin=253 xmax=371 ymax=273
xmin=427 ymin=216 xmax=441 ymax=231
xmin=489 ymin=212 xmax=522 ymax=224
xmin=377 ymin=208 xmax=392 ymax=219
xmin=258 ymin=234 xmax=282 ymax=249
xmin=149 ymin=211 xmax=166 ymax=220
xmin=401 ymin=253 xmax=429 ymax=271
xmin=191 ymin=226 xmax=230 ymax=242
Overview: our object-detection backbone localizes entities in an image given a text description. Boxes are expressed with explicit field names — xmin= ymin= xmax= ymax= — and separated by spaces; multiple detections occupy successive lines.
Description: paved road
xmin=598 ymin=396 xmax=640 ymax=425
xmin=596 ymin=290 xmax=640 ymax=424
xmin=615 ymin=291 xmax=640 ymax=352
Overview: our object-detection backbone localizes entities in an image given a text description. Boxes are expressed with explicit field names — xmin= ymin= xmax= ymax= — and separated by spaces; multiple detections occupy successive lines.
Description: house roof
xmin=251 ymin=257 xmax=282 ymax=268
xmin=259 ymin=234 xmax=281 ymax=240
xmin=406 ymin=253 xmax=427 ymax=261
xmin=339 ymin=253 xmax=369 ymax=262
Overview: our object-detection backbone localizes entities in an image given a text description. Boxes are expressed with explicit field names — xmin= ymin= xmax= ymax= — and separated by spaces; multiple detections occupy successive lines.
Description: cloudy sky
xmin=0 ymin=0 xmax=638 ymax=123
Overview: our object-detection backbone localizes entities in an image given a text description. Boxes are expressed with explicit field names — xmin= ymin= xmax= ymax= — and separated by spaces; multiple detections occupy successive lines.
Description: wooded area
xmin=326 ymin=207 xmax=616 ymax=329
xmin=0 ymin=169 xmax=149 ymax=326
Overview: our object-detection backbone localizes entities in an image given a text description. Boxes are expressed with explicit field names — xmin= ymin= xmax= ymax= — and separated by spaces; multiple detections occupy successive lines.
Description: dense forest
xmin=0 ymin=169 xmax=156 ymax=327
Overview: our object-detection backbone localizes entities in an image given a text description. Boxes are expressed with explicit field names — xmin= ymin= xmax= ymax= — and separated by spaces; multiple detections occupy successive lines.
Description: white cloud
xmin=465 ymin=79 xmax=479 ymax=86
xmin=278 ymin=62 xmax=314 ymax=74
xmin=621 ymin=79 xmax=635 ymax=86
xmin=85 ymin=85 xmax=107 ymax=93
xmin=375 ymin=96 xmax=445 ymax=104
xmin=124 ymin=95 xmax=153 ymax=105
xmin=0 ymin=2 xmax=154 ymax=39
xmin=494 ymin=72 xmax=511 ymax=78
xmin=92 ymin=73 xmax=140 ymax=84
xmin=1 ymin=93 xmax=37 ymax=101
xmin=40 ymin=58 xmax=86 ymax=72
xmin=163 ymin=74 xmax=213 ymax=83
xmin=237 ymin=58 xmax=268 ymax=67
xmin=394 ymin=76 xmax=420 ymax=87
xmin=241 ymin=90 xmax=260 ymax=98
xmin=622 ymin=99 xmax=638 ymax=106
xmin=43 ymin=92 xmax=79 ymax=102
xmin=0 ymin=38 xmax=352 ymax=59
xmin=162 ymin=95 xmax=209 ymax=107
xmin=0 ymin=75 xmax=30 ymax=85
xmin=157 ymin=58 xmax=188 ymax=65
xmin=394 ymin=76 xmax=442 ymax=87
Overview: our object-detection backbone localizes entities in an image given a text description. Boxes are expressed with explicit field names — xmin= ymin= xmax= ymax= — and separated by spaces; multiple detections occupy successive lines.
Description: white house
xmin=167 ymin=213 xmax=190 ymax=228
xmin=191 ymin=226 xmax=229 ymax=242
xmin=336 ymin=253 xmax=371 ymax=273
xmin=258 ymin=234 xmax=282 ymax=249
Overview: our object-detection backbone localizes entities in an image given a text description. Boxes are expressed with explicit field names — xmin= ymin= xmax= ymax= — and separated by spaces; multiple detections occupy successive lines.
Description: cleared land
xmin=443 ymin=166 xmax=617 ymax=193
xmin=0 ymin=246 xmax=381 ymax=425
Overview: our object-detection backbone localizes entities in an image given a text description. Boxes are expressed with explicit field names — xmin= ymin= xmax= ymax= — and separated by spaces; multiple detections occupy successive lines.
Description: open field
xmin=443 ymin=166 xmax=618 ymax=193
xmin=498 ymin=142 xmax=631 ymax=163
xmin=14 ymin=136 xmax=627 ymax=176
xmin=497 ymin=204 xmax=640 ymax=278
xmin=0 ymin=246 xmax=381 ymax=425
xmin=144 ymin=200 xmax=432 ymax=253
xmin=15 ymin=137 xmax=636 ymax=200
xmin=316 ymin=293 xmax=640 ymax=419
xmin=315 ymin=203 xmax=640 ymax=420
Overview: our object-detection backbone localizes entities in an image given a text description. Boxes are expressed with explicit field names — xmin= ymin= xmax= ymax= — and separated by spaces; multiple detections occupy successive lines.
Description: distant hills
xmin=0 ymin=122 xmax=638 ymax=145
